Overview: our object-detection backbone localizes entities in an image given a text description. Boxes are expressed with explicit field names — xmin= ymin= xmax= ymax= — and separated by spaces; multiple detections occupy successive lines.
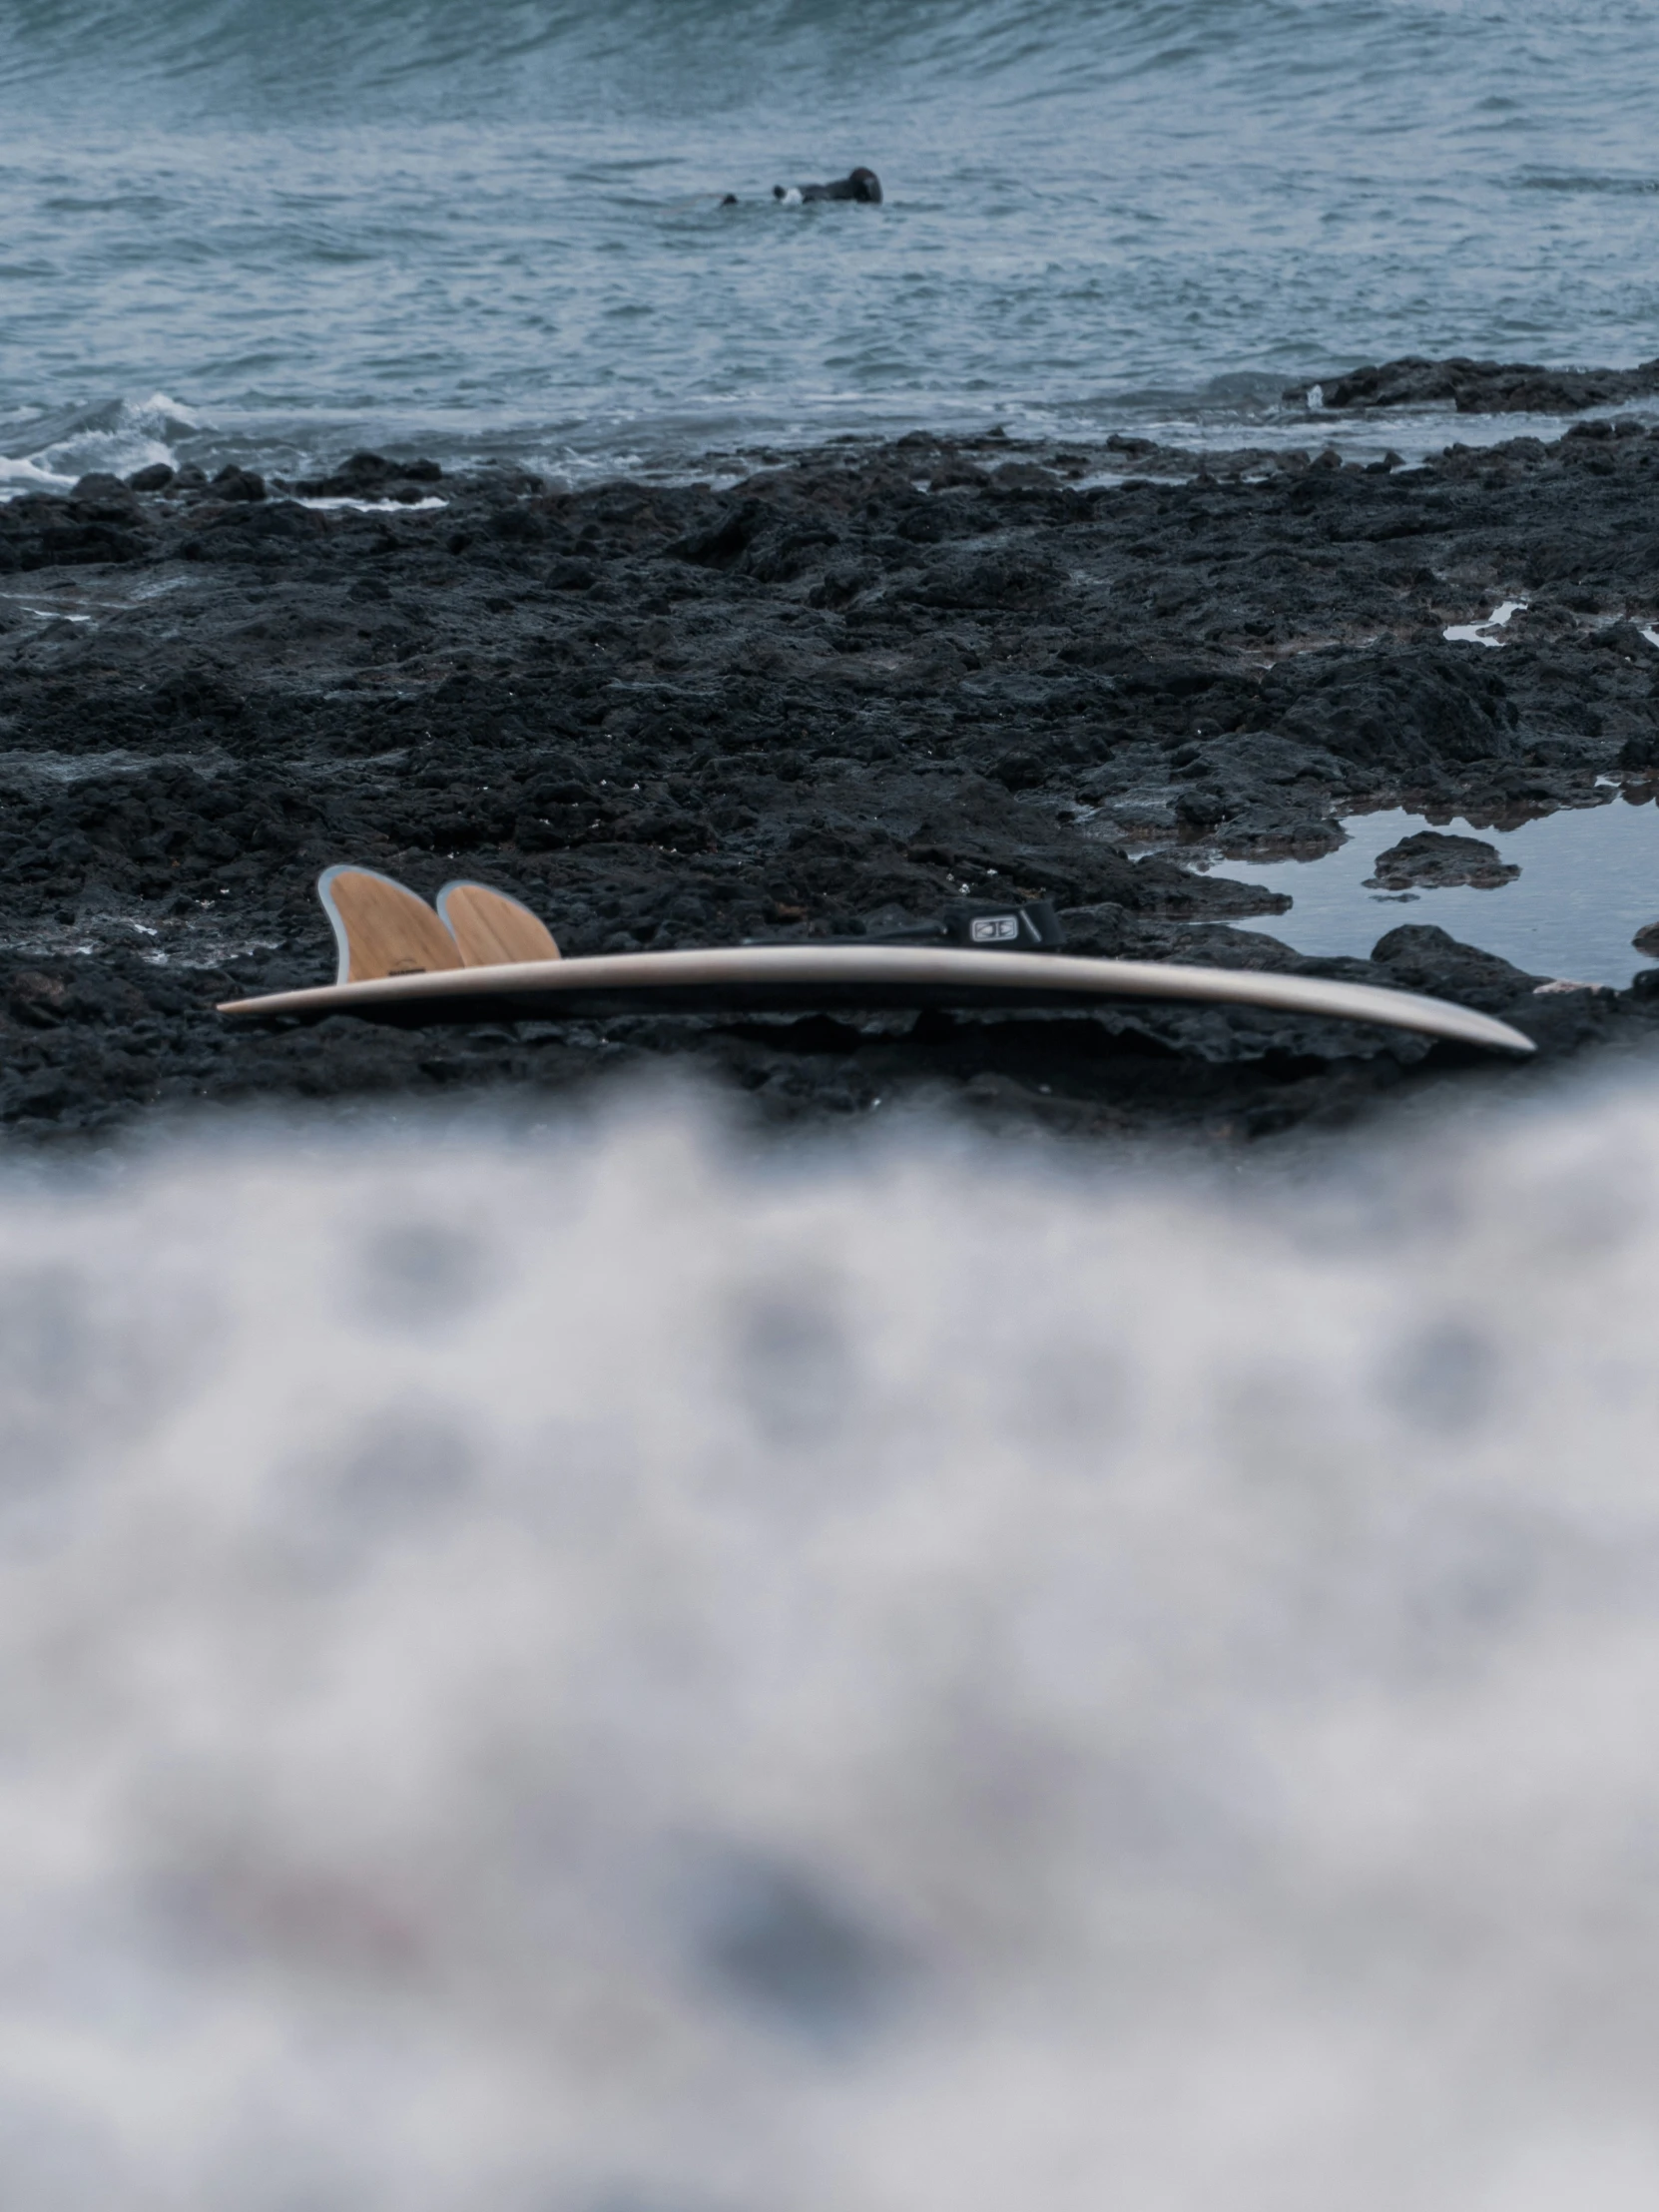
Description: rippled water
xmin=3 ymin=0 xmax=1659 ymax=488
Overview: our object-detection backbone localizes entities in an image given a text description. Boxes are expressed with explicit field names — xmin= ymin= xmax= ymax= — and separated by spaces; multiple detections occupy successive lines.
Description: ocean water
xmin=4 ymin=1089 xmax=1659 ymax=2210
xmin=4 ymin=0 xmax=1659 ymax=491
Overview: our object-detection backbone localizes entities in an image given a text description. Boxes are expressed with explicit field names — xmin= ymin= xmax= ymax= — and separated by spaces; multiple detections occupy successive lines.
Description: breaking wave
xmin=0 ymin=393 xmax=199 ymax=492
xmin=4 ymin=1078 xmax=1659 ymax=2205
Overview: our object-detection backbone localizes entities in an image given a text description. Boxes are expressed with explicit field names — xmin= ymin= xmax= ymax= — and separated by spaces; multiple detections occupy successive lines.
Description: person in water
xmin=772 ymin=167 xmax=882 ymax=205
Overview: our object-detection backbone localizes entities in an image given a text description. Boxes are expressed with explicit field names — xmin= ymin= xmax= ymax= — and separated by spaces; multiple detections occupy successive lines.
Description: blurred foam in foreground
xmin=1 ymin=1087 xmax=1658 ymax=2209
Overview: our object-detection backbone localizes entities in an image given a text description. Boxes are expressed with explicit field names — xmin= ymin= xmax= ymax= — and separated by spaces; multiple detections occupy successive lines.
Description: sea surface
xmin=4 ymin=0 xmax=1659 ymax=492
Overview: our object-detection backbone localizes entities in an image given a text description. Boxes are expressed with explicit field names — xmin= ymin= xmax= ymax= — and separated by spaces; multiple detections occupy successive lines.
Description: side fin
xmin=436 ymin=881 xmax=560 ymax=967
xmin=316 ymin=865 xmax=464 ymax=986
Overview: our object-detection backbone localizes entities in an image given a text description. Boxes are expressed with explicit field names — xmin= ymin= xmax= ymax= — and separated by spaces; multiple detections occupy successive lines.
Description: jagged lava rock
xmin=1365 ymin=830 xmax=1520 ymax=890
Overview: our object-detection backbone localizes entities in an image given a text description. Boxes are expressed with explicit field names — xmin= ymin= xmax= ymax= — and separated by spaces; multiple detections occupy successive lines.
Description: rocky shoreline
xmin=3 ymin=380 xmax=1659 ymax=1143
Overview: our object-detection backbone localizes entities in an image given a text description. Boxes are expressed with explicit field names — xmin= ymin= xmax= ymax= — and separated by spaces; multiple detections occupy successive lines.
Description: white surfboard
xmin=219 ymin=941 xmax=1536 ymax=1055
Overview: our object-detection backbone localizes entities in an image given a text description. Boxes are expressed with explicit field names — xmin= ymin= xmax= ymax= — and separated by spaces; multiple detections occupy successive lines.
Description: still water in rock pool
xmin=1203 ymin=797 xmax=1659 ymax=989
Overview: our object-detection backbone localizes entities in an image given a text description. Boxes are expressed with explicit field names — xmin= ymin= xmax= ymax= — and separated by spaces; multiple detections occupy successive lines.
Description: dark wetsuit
xmin=773 ymin=167 xmax=882 ymax=205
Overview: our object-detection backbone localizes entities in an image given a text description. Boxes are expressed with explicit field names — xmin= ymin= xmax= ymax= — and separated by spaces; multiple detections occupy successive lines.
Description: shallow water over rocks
xmin=1203 ymin=795 xmax=1659 ymax=989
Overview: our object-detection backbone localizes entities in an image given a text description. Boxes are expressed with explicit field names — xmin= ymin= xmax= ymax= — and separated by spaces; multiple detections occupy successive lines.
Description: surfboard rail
xmin=218 ymin=943 xmax=1537 ymax=1055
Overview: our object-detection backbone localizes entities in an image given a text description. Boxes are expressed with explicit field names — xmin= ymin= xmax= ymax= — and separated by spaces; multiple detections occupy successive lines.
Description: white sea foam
xmin=0 ymin=451 xmax=80 ymax=497
xmin=4 ymin=1078 xmax=1659 ymax=2206
xmin=0 ymin=392 xmax=200 ymax=500
xmin=296 ymin=495 xmax=449 ymax=513
xmin=1443 ymin=598 xmax=1528 ymax=646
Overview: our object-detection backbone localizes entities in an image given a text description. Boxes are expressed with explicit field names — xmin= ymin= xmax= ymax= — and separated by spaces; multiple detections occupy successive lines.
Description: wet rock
xmin=1291 ymin=355 xmax=1659 ymax=415
xmin=126 ymin=463 xmax=176 ymax=492
xmin=1264 ymin=649 xmax=1521 ymax=774
xmin=211 ymin=464 xmax=267 ymax=502
xmin=292 ymin=452 xmax=445 ymax=498
xmin=184 ymin=500 xmax=328 ymax=560
xmin=1365 ymin=830 xmax=1521 ymax=890
xmin=1633 ymin=920 xmax=1659 ymax=957
xmin=70 ymin=473 xmax=141 ymax=517
xmin=1 ymin=411 xmax=1657 ymax=1143
xmin=1367 ymin=923 xmax=1543 ymax=1010
xmin=1165 ymin=731 xmax=1348 ymax=846
xmin=1593 ymin=620 xmax=1658 ymax=659
xmin=0 ymin=490 xmax=149 ymax=570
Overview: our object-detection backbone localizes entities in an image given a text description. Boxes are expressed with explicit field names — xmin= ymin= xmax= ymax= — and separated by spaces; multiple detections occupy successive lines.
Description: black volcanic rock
xmin=291 ymin=451 xmax=445 ymax=498
xmin=211 ymin=465 xmax=267 ymax=502
xmin=2 ymin=409 xmax=1658 ymax=1142
xmin=70 ymin=473 xmax=141 ymax=516
xmin=1289 ymin=354 xmax=1659 ymax=415
xmin=1365 ymin=830 xmax=1520 ymax=890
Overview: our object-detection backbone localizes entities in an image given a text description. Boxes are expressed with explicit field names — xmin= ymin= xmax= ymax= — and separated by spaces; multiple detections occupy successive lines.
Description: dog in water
xmin=772 ymin=167 xmax=882 ymax=206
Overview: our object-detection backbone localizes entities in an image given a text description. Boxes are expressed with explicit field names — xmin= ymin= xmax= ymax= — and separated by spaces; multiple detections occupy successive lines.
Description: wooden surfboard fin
xmin=436 ymin=880 xmax=561 ymax=967
xmin=316 ymin=865 xmax=464 ymax=986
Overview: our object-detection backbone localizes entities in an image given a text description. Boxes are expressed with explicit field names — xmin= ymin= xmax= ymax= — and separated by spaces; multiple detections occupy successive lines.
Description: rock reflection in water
xmin=1205 ymin=795 xmax=1659 ymax=987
